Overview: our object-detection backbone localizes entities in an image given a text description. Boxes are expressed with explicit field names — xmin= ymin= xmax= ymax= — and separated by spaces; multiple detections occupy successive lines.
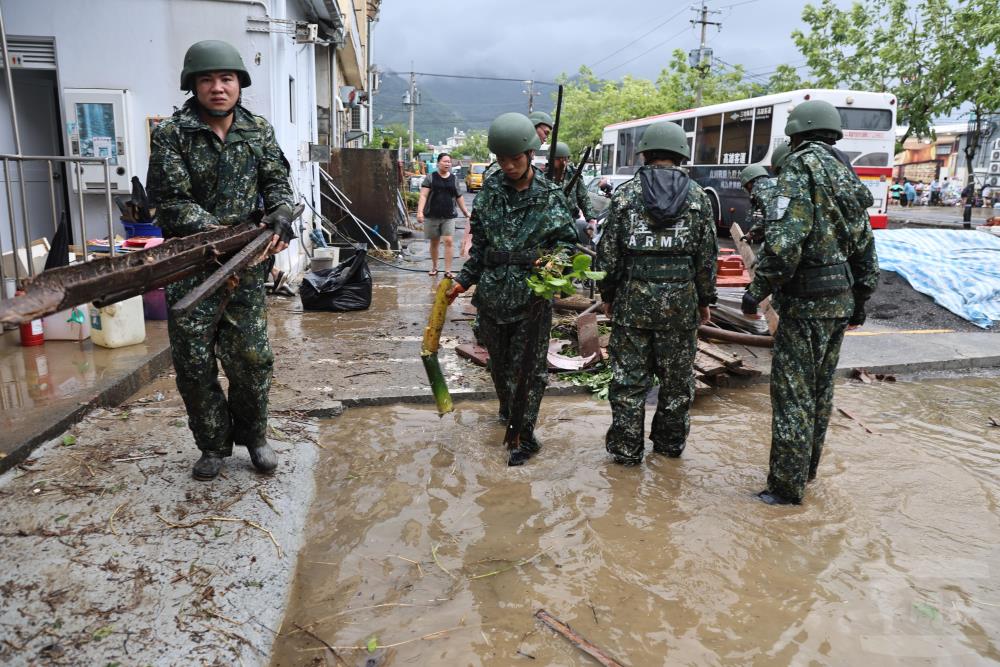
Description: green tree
xmin=450 ymin=131 xmax=489 ymax=161
xmin=792 ymin=0 xmax=998 ymax=146
xmin=367 ymin=123 xmax=429 ymax=155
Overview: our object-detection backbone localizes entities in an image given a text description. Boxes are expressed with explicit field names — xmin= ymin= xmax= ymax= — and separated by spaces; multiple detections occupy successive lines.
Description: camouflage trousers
xmin=477 ymin=305 xmax=552 ymax=448
xmin=606 ymin=324 xmax=697 ymax=462
xmin=768 ymin=317 xmax=848 ymax=501
xmin=166 ymin=261 xmax=274 ymax=455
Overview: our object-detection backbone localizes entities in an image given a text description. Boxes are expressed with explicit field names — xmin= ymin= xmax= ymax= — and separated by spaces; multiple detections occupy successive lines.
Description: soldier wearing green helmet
xmin=147 ymin=40 xmax=295 ymax=481
xmin=548 ymin=141 xmax=599 ymax=239
xmin=528 ymin=110 xmax=554 ymax=143
xmin=740 ymin=164 xmax=776 ymax=244
xmin=770 ymin=142 xmax=791 ymax=175
xmin=741 ymin=99 xmax=879 ymax=505
xmin=596 ymin=121 xmax=718 ymax=465
xmin=446 ymin=113 xmax=578 ymax=466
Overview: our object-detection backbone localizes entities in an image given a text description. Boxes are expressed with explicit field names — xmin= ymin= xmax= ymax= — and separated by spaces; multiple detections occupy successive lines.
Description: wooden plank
xmin=697 ymin=340 xmax=743 ymax=368
xmin=455 ymin=343 xmax=489 ymax=367
xmin=693 ymin=352 xmax=728 ymax=377
xmin=695 ymin=378 xmax=714 ymax=396
xmin=730 ymin=222 xmax=778 ymax=335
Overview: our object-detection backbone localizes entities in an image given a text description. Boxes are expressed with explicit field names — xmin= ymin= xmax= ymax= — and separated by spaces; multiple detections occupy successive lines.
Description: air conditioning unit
xmin=991 ymin=149 xmax=1000 ymax=162
xmin=993 ymin=138 xmax=1000 ymax=151
xmin=990 ymin=163 xmax=1000 ymax=174
xmin=989 ymin=175 xmax=999 ymax=187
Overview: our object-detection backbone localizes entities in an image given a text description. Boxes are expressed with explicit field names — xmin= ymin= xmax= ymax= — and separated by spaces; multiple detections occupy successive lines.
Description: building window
xmin=351 ymin=106 xmax=362 ymax=131
xmin=289 ymin=77 xmax=296 ymax=124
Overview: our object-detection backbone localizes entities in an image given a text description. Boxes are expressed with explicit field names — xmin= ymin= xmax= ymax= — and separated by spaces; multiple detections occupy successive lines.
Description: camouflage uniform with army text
xmin=746 ymin=176 xmax=777 ymax=243
xmin=597 ymin=165 xmax=718 ymax=463
xmin=147 ymin=99 xmax=293 ymax=455
xmin=456 ymin=167 xmax=579 ymax=447
xmin=746 ymin=141 xmax=878 ymax=502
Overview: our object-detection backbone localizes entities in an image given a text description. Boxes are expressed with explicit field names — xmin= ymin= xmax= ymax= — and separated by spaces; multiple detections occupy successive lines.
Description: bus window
xmin=618 ymin=130 xmax=634 ymax=168
xmin=686 ymin=137 xmax=693 ymax=158
xmin=682 ymin=117 xmax=695 ymax=132
xmin=837 ymin=108 xmax=893 ymax=131
xmin=721 ymin=108 xmax=753 ymax=164
xmin=854 ymin=152 xmax=890 ymax=167
xmin=751 ymin=106 xmax=773 ymax=163
xmin=695 ymin=114 xmax=721 ymax=164
xmin=601 ymin=143 xmax=614 ymax=174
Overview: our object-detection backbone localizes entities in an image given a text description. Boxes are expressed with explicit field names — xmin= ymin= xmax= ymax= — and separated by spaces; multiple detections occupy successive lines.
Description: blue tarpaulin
xmin=873 ymin=229 xmax=1000 ymax=329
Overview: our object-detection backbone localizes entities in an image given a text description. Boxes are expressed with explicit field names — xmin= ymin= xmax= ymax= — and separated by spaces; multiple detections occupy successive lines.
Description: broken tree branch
xmin=535 ymin=609 xmax=625 ymax=667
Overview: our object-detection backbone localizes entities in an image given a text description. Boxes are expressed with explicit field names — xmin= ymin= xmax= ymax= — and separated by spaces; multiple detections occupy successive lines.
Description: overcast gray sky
xmin=372 ymin=0 xmax=849 ymax=83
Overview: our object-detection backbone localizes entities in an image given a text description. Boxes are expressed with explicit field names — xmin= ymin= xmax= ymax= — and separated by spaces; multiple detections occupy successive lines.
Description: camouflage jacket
xmin=554 ymin=164 xmax=598 ymax=221
xmin=597 ymin=165 xmax=718 ymax=330
xmin=458 ymin=167 xmax=579 ymax=324
xmin=747 ymin=141 xmax=879 ymax=319
xmin=746 ymin=176 xmax=777 ymax=241
xmin=147 ymin=100 xmax=293 ymax=238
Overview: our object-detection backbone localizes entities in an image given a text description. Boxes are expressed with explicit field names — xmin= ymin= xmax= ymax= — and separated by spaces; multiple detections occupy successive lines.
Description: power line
xmin=599 ymin=24 xmax=693 ymax=77
xmin=382 ymin=69 xmax=557 ymax=85
xmin=588 ymin=6 xmax=690 ymax=69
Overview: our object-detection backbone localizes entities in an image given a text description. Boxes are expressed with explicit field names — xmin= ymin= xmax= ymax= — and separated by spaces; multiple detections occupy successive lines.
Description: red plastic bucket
xmin=19 ymin=318 xmax=44 ymax=346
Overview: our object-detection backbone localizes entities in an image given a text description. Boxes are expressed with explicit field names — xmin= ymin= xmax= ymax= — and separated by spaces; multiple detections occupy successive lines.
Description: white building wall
xmin=1 ymin=0 xmax=317 ymax=275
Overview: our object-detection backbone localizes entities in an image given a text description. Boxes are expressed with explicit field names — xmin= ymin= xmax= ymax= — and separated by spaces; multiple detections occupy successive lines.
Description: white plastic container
xmin=90 ymin=296 xmax=146 ymax=348
xmin=43 ymin=305 xmax=91 ymax=341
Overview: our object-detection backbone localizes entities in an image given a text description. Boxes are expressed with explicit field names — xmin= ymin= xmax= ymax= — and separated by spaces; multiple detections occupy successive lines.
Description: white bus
xmin=599 ymin=89 xmax=896 ymax=231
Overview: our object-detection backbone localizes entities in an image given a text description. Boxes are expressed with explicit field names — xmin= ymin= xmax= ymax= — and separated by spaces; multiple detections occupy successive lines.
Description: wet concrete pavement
xmin=0 ymin=322 xmax=172 ymax=471
xmin=888 ymin=205 xmax=995 ymax=228
xmin=271 ymin=378 xmax=1000 ymax=666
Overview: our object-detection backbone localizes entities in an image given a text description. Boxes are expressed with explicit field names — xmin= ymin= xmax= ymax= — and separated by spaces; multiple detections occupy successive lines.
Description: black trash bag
xmin=299 ymin=249 xmax=372 ymax=312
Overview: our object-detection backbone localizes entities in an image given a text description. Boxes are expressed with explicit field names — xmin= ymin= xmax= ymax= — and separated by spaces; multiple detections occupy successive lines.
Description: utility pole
xmin=690 ymin=1 xmax=722 ymax=107
xmin=402 ymin=70 xmax=420 ymax=161
xmin=523 ymin=80 xmax=540 ymax=113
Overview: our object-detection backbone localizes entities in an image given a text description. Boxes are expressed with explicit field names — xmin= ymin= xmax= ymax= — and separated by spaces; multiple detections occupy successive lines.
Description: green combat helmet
xmin=488 ymin=112 xmax=541 ymax=156
xmin=784 ymin=100 xmax=843 ymax=140
xmin=180 ymin=40 xmax=251 ymax=91
xmin=553 ymin=141 xmax=571 ymax=159
xmin=740 ymin=165 xmax=769 ymax=188
xmin=528 ymin=110 xmax=554 ymax=129
xmin=771 ymin=142 xmax=791 ymax=172
xmin=635 ymin=121 xmax=690 ymax=160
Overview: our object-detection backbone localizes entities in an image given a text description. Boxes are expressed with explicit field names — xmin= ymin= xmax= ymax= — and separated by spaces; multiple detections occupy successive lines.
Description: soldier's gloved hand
xmin=262 ymin=204 xmax=296 ymax=253
xmin=741 ymin=291 xmax=759 ymax=315
xmin=446 ymin=282 xmax=467 ymax=304
xmin=743 ymin=227 xmax=764 ymax=244
xmin=848 ymin=303 xmax=867 ymax=329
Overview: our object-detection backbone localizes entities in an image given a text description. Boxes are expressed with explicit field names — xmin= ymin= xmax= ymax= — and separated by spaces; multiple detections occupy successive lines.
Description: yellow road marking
xmin=846 ymin=329 xmax=955 ymax=336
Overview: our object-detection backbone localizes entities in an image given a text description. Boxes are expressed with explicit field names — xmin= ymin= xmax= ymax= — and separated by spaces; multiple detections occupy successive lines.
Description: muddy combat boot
xmin=247 ymin=441 xmax=278 ymax=474
xmin=507 ymin=436 xmax=541 ymax=467
xmin=757 ymin=489 xmax=799 ymax=506
xmin=612 ymin=454 xmax=643 ymax=466
xmin=652 ymin=442 xmax=685 ymax=458
xmin=192 ymin=452 xmax=225 ymax=481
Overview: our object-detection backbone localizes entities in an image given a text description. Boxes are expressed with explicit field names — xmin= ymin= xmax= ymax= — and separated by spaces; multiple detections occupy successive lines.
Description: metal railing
xmin=0 ymin=154 xmax=116 ymax=291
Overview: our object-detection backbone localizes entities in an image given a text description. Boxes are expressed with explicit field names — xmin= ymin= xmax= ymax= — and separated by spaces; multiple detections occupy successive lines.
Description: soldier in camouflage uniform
xmin=742 ymin=100 xmax=879 ymax=504
xmin=147 ymin=40 xmax=295 ymax=481
xmin=549 ymin=141 xmax=599 ymax=240
xmin=740 ymin=164 xmax=775 ymax=244
xmin=597 ymin=121 xmax=718 ymax=465
xmin=447 ymin=113 xmax=578 ymax=466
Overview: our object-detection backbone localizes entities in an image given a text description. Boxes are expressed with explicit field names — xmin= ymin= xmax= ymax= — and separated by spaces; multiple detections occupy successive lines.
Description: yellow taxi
xmin=465 ymin=162 xmax=488 ymax=191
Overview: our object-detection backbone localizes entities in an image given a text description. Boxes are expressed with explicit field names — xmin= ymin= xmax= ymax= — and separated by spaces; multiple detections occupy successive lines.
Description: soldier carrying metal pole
xmin=146 ymin=40 xmax=296 ymax=481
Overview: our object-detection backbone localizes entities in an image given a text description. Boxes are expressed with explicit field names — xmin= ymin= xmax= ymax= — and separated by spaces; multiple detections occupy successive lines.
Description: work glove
xmin=848 ymin=303 xmax=867 ymax=327
xmin=446 ymin=282 xmax=467 ymax=304
xmin=742 ymin=226 xmax=765 ymax=244
xmin=264 ymin=204 xmax=297 ymax=244
xmin=741 ymin=291 xmax=759 ymax=315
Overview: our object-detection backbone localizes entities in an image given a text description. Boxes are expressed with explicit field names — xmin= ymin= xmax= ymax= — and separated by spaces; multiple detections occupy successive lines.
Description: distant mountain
xmin=371 ymin=72 xmax=560 ymax=142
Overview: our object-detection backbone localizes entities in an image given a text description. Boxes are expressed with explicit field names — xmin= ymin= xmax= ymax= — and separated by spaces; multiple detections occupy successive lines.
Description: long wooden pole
xmin=535 ymin=609 xmax=625 ymax=667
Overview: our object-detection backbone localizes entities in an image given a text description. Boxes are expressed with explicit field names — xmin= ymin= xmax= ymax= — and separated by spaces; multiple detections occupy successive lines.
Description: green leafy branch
xmin=526 ymin=252 xmax=605 ymax=300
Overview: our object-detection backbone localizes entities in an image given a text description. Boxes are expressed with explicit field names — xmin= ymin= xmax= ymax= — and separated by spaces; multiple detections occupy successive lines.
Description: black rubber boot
xmin=248 ymin=442 xmax=278 ymax=474
xmin=507 ymin=436 xmax=541 ymax=467
xmin=652 ymin=443 xmax=684 ymax=458
xmin=612 ymin=454 xmax=643 ymax=466
xmin=192 ymin=452 xmax=225 ymax=481
xmin=757 ymin=489 xmax=799 ymax=506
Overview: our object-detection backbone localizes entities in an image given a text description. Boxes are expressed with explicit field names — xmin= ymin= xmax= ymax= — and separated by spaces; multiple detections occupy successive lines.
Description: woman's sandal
xmin=444 ymin=272 xmax=454 ymax=279
xmin=428 ymin=269 xmax=439 ymax=276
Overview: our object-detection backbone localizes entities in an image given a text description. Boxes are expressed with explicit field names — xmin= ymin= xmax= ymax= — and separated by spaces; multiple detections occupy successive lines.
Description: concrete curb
xmin=0 ymin=344 xmax=174 ymax=476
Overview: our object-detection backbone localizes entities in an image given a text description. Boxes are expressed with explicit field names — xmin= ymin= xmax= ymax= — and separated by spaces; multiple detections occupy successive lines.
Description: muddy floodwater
xmin=272 ymin=378 xmax=1000 ymax=666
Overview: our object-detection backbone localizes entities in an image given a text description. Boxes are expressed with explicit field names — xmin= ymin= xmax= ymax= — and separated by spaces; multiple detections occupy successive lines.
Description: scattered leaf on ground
xmin=61 ymin=434 xmax=76 ymax=446
xmin=367 ymin=635 xmax=378 ymax=652
xmin=92 ymin=625 xmax=114 ymax=641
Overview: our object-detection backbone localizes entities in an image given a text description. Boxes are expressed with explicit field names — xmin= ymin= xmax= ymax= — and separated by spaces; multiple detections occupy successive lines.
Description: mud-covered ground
xmin=867 ymin=270 xmax=996 ymax=333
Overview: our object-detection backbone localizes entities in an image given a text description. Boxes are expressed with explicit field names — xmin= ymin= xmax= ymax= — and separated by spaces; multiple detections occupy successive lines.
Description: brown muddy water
xmin=272 ymin=378 xmax=1000 ymax=666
